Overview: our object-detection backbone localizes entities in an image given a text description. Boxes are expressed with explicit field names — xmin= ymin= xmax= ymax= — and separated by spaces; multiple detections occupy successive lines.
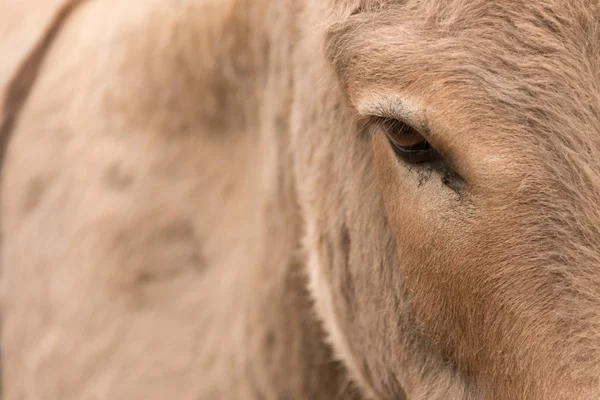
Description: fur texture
xmin=1 ymin=0 xmax=600 ymax=399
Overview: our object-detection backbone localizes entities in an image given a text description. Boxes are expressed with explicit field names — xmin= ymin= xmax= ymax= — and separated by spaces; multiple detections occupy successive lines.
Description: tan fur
xmin=2 ymin=0 xmax=600 ymax=399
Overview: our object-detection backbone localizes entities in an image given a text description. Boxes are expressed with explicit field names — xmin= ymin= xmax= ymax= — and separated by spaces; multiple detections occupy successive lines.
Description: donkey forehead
xmin=327 ymin=0 xmax=600 ymax=97
xmin=325 ymin=1 xmax=600 ymax=154
xmin=332 ymin=0 xmax=599 ymax=21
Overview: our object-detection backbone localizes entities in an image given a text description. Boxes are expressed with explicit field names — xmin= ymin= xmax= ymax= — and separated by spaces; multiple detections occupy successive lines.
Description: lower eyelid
xmin=389 ymin=139 xmax=436 ymax=164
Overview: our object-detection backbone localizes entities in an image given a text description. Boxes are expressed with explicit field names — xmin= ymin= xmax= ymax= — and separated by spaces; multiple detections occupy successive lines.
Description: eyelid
xmin=355 ymin=97 xmax=432 ymax=151
xmin=355 ymin=95 xmax=431 ymax=139
xmin=356 ymin=98 xmax=467 ymax=179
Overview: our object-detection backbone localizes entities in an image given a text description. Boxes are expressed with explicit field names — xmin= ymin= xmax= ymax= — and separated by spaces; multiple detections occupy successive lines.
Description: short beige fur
xmin=1 ymin=0 xmax=600 ymax=399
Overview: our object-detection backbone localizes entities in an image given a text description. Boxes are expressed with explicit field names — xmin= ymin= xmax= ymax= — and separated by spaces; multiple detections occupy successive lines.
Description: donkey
xmin=1 ymin=0 xmax=600 ymax=399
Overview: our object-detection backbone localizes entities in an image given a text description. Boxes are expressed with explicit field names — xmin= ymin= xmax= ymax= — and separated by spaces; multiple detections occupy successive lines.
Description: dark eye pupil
xmin=389 ymin=139 xmax=434 ymax=163
xmin=379 ymin=118 xmax=436 ymax=164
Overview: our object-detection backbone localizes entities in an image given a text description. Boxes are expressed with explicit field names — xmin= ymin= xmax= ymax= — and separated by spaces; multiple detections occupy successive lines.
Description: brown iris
xmin=377 ymin=118 xmax=436 ymax=164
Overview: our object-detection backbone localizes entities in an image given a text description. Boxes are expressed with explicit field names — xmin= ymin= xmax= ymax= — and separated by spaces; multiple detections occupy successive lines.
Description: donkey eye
xmin=377 ymin=118 xmax=436 ymax=164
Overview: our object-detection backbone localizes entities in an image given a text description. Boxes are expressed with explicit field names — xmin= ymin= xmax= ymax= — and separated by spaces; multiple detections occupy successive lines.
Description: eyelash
xmin=363 ymin=116 xmax=467 ymax=193
xmin=371 ymin=117 xmax=438 ymax=164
